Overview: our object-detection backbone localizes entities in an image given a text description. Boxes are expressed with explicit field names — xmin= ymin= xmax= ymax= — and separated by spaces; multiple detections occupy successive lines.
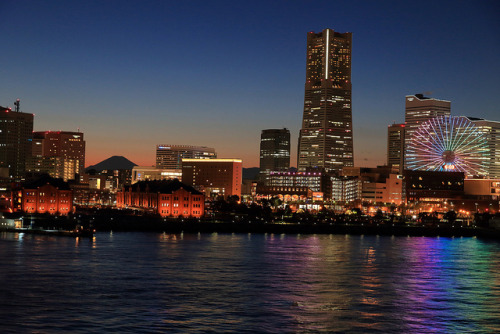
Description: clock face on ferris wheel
xmin=406 ymin=116 xmax=489 ymax=177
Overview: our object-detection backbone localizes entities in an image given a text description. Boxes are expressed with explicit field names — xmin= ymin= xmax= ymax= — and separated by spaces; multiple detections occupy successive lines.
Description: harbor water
xmin=1 ymin=231 xmax=499 ymax=333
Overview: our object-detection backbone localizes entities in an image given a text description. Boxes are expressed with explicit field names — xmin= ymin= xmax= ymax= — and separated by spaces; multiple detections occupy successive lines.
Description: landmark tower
xmin=298 ymin=28 xmax=353 ymax=173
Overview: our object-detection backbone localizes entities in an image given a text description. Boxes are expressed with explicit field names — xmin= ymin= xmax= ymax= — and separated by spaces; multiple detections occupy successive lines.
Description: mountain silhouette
xmin=86 ymin=156 xmax=137 ymax=171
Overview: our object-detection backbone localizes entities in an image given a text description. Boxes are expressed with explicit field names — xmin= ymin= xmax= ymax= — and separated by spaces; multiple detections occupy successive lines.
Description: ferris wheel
xmin=406 ymin=116 xmax=489 ymax=177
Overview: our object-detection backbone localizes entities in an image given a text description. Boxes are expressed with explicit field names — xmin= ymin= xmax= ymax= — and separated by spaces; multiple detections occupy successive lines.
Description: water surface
xmin=1 ymin=231 xmax=499 ymax=333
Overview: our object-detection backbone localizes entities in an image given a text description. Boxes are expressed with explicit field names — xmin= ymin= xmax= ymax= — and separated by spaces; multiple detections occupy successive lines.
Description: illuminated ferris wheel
xmin=406 ymin=116 xmax=489 ymax=177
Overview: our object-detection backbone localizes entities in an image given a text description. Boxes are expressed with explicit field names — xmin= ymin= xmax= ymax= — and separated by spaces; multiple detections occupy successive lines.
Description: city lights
xmin=406 ymin=116 xmax=490 ymax=178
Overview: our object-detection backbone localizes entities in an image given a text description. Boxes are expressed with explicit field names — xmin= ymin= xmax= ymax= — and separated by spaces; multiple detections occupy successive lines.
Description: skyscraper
xmin=259 ymin=128 xmax=290 ymax=178
xmin=387 ymin=123 xmax=405 ymax=174
xmin=404 ymin=94 xmax=450 ymax=169
xmin=29 ymin=131 xmax=85 ymax=181
xmin=0 ymin=101 xmax=34 ymax=181
xmin=156 ymin=145 xmax=216 ymax=169
xmin=468 ymin=117 xmax=500 ymax=179
xmin=298 ymin=28 xmax=353 ymax=173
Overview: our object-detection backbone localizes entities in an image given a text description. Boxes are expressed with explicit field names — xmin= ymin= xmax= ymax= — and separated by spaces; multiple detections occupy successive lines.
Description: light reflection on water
xmin=0 ymin=231 xmax=500 ymax=333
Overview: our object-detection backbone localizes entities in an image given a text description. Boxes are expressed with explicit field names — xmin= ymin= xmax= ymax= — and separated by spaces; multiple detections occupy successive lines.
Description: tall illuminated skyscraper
xmin=259 ymin=128 xmax=290 ymax=178
xmin=387 ymin=123 xmax=405 ymax=174
xmin=298 ymin=28 xmax=353 ymax=173
xmin=0 ymin=101 xmax=34 ymax=181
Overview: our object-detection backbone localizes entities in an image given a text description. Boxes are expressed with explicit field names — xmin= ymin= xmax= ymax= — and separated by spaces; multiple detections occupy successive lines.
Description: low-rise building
xmin=340 ymin=166 xmax=403 ymax=205
xmin=116 ymin=179 xmax=204 ymax=218
xmin=256 ymin=169 xmax=331 ymax=202
xmin=464 ymin=179 xmax=500 ymax=199
xmin=11 ymin=174 xmax=73 ymax=215
xmin=255 ymin=184 xmax=312 ymax=202
xmin=404 ymin=170 xmax=464 ymax=201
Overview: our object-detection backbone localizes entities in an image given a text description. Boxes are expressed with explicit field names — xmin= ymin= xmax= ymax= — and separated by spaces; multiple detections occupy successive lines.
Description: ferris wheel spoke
xmin=407 ymin=116 xmax=489 ymax=177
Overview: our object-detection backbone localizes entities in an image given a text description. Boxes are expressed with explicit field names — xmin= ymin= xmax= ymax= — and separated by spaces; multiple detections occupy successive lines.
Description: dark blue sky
xmin=1 ymin=0 xmax=499 ymax=167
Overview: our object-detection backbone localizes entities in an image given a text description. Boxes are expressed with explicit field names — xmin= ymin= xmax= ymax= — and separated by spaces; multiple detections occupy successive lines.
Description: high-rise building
xmin=387 ymin=123 xmax=405 ymax=174
xmin=298 ymin=28 xmax=353 ymax=173
xmin=404 ymin=94 xmax=451 ymax=169
xmin=181 ymin=158 xmax=242 ymax=199
xmin=259 ymin=128 xmax=290 ymax=178
xmin=468 ymin=117 xmax=500 ymax=179
xmin=0 ymin=101 xmax=34 ymax=181
xmin=29 ymin=131 xmax=85 ymax=181
xmin=156 ymin=145 xmax=216 ymax=169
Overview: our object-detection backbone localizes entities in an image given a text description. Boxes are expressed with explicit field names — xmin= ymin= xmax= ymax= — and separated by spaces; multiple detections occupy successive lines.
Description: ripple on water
xmin=0 ymin=232 xmax=499 ymax=333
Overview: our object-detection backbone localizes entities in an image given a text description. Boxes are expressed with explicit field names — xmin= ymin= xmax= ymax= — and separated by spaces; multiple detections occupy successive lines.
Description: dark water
xmin=1 ymin=232 xmax=500 ymax=333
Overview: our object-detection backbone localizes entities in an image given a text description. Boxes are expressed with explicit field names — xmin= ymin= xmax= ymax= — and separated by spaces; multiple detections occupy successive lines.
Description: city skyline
xmin=1 ymin=1 xmax=499 ymax=168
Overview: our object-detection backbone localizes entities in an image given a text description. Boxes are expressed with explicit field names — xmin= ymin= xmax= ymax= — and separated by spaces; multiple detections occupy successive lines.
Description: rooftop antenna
xmin=14 ymin=99 xmax=20 ymax=112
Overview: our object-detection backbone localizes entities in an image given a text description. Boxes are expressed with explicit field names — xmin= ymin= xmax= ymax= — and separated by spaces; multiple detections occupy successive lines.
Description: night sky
xmin=1 ymin=0 xmax=499 ymax=168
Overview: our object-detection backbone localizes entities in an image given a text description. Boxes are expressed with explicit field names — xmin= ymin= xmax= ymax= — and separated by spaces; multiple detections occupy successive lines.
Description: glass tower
xmin=259 ymin=128 xmax=290 ymax=178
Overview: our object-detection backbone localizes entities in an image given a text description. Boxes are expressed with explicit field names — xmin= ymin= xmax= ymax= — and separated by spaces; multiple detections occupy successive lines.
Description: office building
xmin=156 ymin=145 xmax=216 ymax=169
xmin=331 ymin=176 xmax=360 ymax=203
xmin=387 ymin=123 xmax=405 ymax=174
xmin=259 ymin=128 xmax=290 ymax=179
xmin=256 ymin=169 xmax=331 ymax=202
xmin=0 ymin=101 xmax=34 ymax=181
xmin=404 ymin=94 xmax=451 ymax=169
xmin=298 ymin=28 xmax=353 ymax=173
xmin=29 ymin=131 xmax=85 ymax=181
xmin=468 ymin=118 xmax=500 ymax=179
xmin=131 ymin=166 xmax=182 ymax=184
xmin=182 ymin=159 xmax=242 ymax=199
xmin=342 ymin=166 xmax=403 ymax=205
